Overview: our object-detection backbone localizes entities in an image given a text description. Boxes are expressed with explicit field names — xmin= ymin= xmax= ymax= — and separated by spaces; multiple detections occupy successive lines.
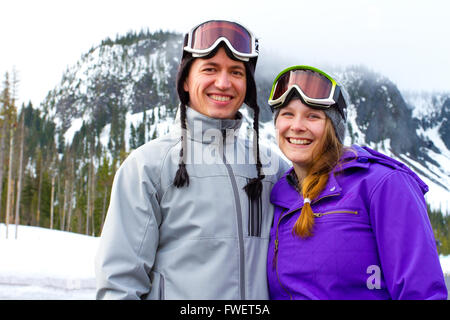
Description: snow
xmin=0 ymin=223 xmax=448 ymax=299
xmin=403 ymin=91 xmax=447 ymax=120
xmin=440 ymin=255 xmax=450 ymax=276
xmin=63 ymin=117 xmax=83 ymax=143
xmin=0 ymin=223 xmax=99 ymax=300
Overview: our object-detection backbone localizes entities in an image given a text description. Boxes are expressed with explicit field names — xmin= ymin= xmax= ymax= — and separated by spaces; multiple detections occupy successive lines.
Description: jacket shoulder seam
xmin=368 ymin=169 xmax=405 ymax=202
xmin=156 ymin=137 xmax=182 ymax=190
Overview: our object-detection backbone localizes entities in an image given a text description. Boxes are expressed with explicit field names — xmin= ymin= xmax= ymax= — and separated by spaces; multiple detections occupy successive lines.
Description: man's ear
xmin=183 ymin=78 xmax=189 ymax=92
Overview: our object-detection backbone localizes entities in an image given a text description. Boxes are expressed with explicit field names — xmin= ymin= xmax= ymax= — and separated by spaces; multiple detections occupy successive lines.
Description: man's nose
xmin=215 ymin=71 xmax=231 ymax=89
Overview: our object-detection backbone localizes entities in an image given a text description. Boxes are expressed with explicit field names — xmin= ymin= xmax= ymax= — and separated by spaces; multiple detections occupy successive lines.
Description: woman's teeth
xmin=210 ymin=94 xmax=231 ymax=102
xmin=288 ymin=138 xmax=312 ymax=145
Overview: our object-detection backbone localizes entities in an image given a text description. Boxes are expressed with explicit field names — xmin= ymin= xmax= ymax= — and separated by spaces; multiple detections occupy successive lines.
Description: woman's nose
xmin=290 ymin=115 xmax=307 ymax=132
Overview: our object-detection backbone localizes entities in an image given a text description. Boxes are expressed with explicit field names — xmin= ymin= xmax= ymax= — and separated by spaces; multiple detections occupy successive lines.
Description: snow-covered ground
xmin=0 ymin=224 xmax=449 ymax=300
xmin=0 ymin=224 xmax=98 ymax=300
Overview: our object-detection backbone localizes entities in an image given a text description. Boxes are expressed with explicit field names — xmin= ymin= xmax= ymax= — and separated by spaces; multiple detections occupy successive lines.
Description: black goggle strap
xmin=333 ymin=86 xmax=347 ymax=120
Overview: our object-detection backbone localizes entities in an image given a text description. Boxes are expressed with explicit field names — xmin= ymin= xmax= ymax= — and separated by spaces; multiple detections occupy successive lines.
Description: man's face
xmin=183 ymin=47 xmax=247 ymax=119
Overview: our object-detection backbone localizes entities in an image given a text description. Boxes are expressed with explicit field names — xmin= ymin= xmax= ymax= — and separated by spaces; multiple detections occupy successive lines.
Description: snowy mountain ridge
xmin=41 ymin=31 xmax=450 ymax=213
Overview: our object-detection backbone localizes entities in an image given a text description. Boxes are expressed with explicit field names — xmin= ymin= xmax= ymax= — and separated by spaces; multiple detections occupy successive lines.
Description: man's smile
xmin=208 ymin=94 xmax=232 ymax=102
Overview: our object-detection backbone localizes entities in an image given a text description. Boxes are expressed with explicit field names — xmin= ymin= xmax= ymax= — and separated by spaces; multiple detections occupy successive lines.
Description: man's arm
xmin=95 ymin=153 xmax=161 ymax=299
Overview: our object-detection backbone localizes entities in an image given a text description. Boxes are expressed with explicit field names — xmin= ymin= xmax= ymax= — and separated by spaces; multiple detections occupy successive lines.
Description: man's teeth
xmin=210 ymin=94 xmax=231 ymax=102
xmin=289 ymin=138 xmax=311 ymax=145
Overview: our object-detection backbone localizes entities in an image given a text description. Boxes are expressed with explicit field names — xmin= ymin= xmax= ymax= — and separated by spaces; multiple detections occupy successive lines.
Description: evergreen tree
xmin=428 ymin=205 xmax=450 ymax=255
xmin=137 ymin=111 xmax=146 ymax=147
xmin=129 ymin=123 xmax=137 ymax=150
xmin=0 ymin=72 xmax=12 ymax=223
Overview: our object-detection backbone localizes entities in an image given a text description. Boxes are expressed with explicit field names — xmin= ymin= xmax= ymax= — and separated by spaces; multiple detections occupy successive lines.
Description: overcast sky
xmin=1 ymin=0 xmax=449 ymax=107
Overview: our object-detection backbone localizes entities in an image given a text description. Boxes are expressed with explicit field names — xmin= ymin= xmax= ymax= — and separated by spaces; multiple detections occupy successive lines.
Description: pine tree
xmin=86 ymin=134 xmax=96 ymax=235
xmin=48 ymin=140 xmax=58 ymax=230
xmin=14 ymin=110 xmax=25 ymax=238
xmin=66 ymin=162 xmax=75 ymax=231
xmin=49 ymin=173 xmax=55 ymax=229
xmin=97 ymin=152 xmax=112 ymax=234
xmin=0 ymin=72 xmax=11 ymax=225
xmin=137 ymin=111 xmax=146 ymax=147
xmin=129 ymin=123 xmax=136 ymax=150
xmin=3 ymin=70 xmax=19 ymax=238
xmin=5 ymin=122 xmax=15 ymax=238
xmin=427 ymin=204 xmax=450 ymax=255
xmin=35 ymin=148 xmax=43 ymax=226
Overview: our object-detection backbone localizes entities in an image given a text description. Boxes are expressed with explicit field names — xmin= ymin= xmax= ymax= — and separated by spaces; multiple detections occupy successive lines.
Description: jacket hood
xmin=271 ymin=144 xmax=429 ymax=209
xmin=345 ymin=145 xmax=429 ymax=194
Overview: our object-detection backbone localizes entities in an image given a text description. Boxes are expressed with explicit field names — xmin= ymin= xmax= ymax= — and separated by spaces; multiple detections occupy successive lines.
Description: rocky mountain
xmin=40 ymin=30 xmax=450 ymax=211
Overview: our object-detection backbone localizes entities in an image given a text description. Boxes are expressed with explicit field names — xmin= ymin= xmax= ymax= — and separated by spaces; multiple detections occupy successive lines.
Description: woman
xmin=266 ymin=65 xmax=447 ymax=300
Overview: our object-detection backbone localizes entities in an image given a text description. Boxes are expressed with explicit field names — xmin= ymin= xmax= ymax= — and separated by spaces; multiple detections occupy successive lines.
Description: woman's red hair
xmin=293 ymin=118 xmax=344 ymax=238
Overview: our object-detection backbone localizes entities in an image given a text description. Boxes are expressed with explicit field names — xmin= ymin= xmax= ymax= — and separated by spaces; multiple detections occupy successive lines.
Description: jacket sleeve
xmin=95 ymin=152 xmax=162 ymax=299
xmin=369 ymin=170 xmax=447 ymax=300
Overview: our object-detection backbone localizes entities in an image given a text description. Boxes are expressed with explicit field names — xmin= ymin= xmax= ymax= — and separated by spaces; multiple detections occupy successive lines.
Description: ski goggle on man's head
xmin=268 ymin=65 xmax=347 ymax=119
xmin=183 ymin=20 xmax=259 ymax=62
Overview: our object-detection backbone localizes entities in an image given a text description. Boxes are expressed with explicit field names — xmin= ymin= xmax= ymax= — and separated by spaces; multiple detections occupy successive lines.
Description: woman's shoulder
xmin=339 ymin=144 xmax=428 ymax=194
xmin=270 ymin=167 xmax=299 ymax=206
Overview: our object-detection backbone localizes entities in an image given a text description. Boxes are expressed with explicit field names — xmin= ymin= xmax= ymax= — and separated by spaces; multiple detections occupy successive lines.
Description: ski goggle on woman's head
xmin=268 ymin=65 xmax=347 ymax=120
xmin=183 ymin=20 xmax=259 ymax=62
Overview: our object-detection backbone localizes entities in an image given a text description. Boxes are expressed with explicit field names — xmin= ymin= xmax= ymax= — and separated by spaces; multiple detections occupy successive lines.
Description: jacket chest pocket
xmin=313 ymin=209 xmax=361 ymax=223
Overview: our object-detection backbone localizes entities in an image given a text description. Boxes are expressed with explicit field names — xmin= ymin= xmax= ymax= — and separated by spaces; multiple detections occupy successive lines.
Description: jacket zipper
xmin=273 ymin=209 xmax=295 ymax=299
xmin=273 ymin=192 xmax=341 ymax=262
xmin=222 ymin=129 xmax=246 ymax=300
xmin=273 ymin=192 xmax=340 ymax=299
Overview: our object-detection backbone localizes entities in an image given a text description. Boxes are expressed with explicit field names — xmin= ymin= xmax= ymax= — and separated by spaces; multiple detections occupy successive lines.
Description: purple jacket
xmin=267 ymin=145 xmax=447 ymax=300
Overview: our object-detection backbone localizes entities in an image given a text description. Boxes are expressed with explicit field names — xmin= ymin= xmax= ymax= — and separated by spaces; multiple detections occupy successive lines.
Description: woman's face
xmin=275 ymin=99 xmax=327 ymax=176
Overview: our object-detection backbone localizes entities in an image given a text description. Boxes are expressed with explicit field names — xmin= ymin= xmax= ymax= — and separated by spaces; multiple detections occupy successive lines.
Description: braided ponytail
xmin=293 ymin=174 xmax=329 ymax=238
xmin=243 ymin=83 xmax=265 ymax=201
xmin=292 ymin=119 xmax=343 ymax=238
xmin=173 ymin=103 xmax=189 ymax=188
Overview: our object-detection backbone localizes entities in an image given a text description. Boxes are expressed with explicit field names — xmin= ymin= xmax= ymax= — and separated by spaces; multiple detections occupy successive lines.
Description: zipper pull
xmin=221 ymin=129 xmax=227 ymax=143
xmin=221 ymin=129 xmax=227 ymax=158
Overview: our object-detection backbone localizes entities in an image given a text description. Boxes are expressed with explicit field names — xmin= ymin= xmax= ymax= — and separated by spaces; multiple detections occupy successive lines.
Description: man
xmin=95 ymin=20 xmax=289 ymax=299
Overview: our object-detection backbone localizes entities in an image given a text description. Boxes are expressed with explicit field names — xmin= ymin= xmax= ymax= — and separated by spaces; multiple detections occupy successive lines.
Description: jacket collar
xmin=272 ymin=167 xmax=343 ymax=211
xmin=173 ymin=106 xmax=243 ymax=144
xmin=347 ymin=144 xmax=428 ymax=194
